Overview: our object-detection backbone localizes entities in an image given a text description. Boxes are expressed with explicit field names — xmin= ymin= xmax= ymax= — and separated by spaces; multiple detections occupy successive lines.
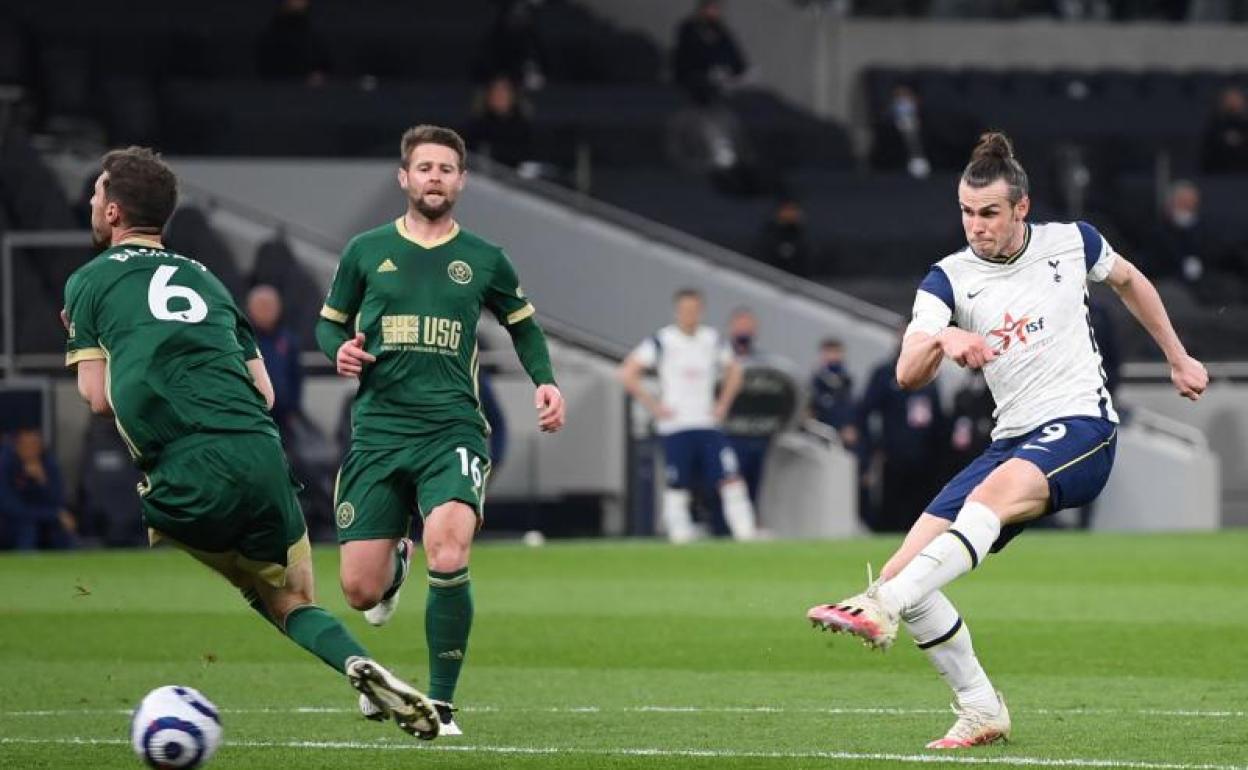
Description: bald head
xmin=247 ymin=284 xmax=282 ymax=334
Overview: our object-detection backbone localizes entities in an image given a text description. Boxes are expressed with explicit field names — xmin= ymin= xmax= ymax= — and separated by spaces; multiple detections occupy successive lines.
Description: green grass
xmin=2 ymin=532 xmax=1247 ymax=769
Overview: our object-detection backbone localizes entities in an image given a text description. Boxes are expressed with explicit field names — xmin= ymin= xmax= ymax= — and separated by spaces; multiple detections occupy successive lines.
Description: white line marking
xmin=2 ymin=705 xmax=1244 ymax=718
xmin=0 ymin=736 xmax=1244 ymax=770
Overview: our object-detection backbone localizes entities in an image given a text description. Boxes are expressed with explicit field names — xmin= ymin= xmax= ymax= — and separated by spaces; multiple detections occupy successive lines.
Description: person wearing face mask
xmin=870 ymin=85 xmax=932 ymax=180
xmin=1149 ymin=180 xmax=1241 ymax=302
xmin=720 ymin=308 xmax=798 ymax=511
xmin=809 ymin=338 xmax=856 ymax=448
xmin=751 ymin=198 xmax=817 ymax=277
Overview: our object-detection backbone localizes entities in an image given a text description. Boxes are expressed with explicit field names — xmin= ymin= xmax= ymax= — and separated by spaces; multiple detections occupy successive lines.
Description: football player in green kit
xmin=316 ymin=125 xmax=566 ymax=736
xmin=64 ymin=147 xmax=440 ymax=740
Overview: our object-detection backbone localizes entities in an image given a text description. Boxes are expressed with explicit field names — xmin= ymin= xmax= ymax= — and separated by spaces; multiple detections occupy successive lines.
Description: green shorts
xmin=140 ymin=432 xmax=309 ymax=586
xmin=334 ymin=432 xmax=491 ymax=543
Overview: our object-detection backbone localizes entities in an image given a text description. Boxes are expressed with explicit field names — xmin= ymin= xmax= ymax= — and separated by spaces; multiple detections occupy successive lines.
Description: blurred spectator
xmin=1149 ymin=180 xmax=1241 ymax=301
xmin=809 ymin=338 xmax=857 ymax=448
xmin=856 ymin=331 xmax=947 ymax=532
xmin=870 ymin=85 xmax=932 ymax=179
xmin=751 ymin=198 xmax=816 ymax=277
xmin=672 ymin=0 xmax=748 ymax=105
xmin=946 ymin=370 xmax=994 ymax=476
xmin=667 ymin=101 xmax=766 ymax=196
xmin=721 ymin=308 xmax=799 ymax=507
xmin=464 ymin=76 xmax=536 ymax=170
xmin=475 ymin=0 xmax=547 ymax=91
xmin=247 ymin=284 xmax=303 ymax=435
xmin=1200 ymin=86 xmax=1248 ymax=174
xmin=0 ymin=429 xmax=75 ymax=550
xmin=256 ymin=0 xmax=331 ymax=85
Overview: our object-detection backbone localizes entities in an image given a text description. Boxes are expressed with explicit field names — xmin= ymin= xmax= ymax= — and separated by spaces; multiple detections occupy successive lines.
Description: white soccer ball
xmin=130 ymin=685 xmax=223 ymax=769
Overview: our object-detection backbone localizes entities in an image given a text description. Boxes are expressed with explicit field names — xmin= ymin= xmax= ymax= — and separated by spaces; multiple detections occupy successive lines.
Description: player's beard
xmin=413 ymin=191 xmax=455 ymax=221
xmin=90 ymin=220 xmax=111 ymax=251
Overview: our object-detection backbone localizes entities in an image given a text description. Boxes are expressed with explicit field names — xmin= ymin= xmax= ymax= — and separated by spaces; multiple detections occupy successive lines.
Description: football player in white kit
xmin=807 ymin=132 xmax=1208 ymax=749
xmin=618 ymin=288 xmax=758 ymax=543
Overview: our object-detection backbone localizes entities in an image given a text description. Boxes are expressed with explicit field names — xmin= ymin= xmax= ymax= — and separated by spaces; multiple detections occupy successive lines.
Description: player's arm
xmin=231 ymin=307 xmax=276 ymax=410
xmin=75 ymin=359 xmax=111 ymax=415
xmin=1104 ymin=255 xmax=1207 ymax=400
xmin=63 ymin=272 xmax=111 ymax=415
xmin=246 ymin=358 xmax=276 ymax=411
xmin=713 ymin=358 xmax=744 ymax=422
xmin=487 ymin=251 xmax=565 ymax=432
xmin=896 ymin=267 xmax=995 ymax=390
xmin=616 ymin=341 xmax=670 ymax=419
xmin=315 ymin=241 xmax=375 ymax=378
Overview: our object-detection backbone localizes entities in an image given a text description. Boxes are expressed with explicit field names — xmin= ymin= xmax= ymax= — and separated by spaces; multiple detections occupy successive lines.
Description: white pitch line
xmin=0 ymin=736 xmax=1245 ymax=770
xmin=2 ymin=705 xmax=1245 ymax=718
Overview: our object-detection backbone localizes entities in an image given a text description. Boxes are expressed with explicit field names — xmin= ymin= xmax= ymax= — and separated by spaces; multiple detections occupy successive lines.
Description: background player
xmin=316 ymin=125 xmax=565 ymax=736
xmin=807 ymin=132 xmax=1208 ymax=749
xmin=64 ymin=147 xmax=439 ymax=740
xmin=617 ymin=288 xmax=757 ymax=543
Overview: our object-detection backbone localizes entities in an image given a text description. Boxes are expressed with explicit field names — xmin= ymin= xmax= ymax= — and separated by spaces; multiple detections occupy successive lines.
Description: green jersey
xmin=321 ymin=218 xmax=536 ymax=447
xmin=64 ymin=240 xmax=276 ymax=468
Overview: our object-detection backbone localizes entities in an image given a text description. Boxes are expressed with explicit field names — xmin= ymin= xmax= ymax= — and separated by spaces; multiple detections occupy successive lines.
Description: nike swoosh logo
xmin=1019 ymin=444 xmax=1051 ymax=452
xmin=967 ymin=289 xmax=985 ymax=299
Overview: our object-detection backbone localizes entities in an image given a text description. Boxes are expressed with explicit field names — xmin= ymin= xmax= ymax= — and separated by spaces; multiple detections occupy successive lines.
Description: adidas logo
xmin=437 ymin=649 xmax=464 ymax=661
xmin=377 ymin=258 xmax=398 ymax=273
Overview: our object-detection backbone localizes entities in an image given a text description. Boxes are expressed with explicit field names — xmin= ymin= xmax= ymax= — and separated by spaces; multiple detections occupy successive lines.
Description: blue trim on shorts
xmin=925 ymin=416 xmax=1117 ymax=552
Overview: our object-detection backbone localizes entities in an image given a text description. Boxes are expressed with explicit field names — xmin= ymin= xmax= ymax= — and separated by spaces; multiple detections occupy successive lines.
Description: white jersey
xmin=631 ymin=324 xmax=734 ymax=435
xmin=906 ymin=221 xmax=1120 ymax=440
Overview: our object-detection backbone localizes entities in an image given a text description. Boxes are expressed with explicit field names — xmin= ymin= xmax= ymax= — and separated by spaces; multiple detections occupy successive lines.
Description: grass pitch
xmin=1 ymin=531 xmax=1246 ymax=769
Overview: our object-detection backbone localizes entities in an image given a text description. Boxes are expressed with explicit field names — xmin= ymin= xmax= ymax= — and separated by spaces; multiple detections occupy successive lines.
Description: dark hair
xmin=819 ymin=337 xmax=843 ymax=350
xmin=673 ymin=288 xmax=703 ymax=303
xmin=400 ymin=124 xmax=467 ymax=169
xmin=100 ymin=147 xmax=178 ymax=230
xmin=961 ymin=131 xmax=1028 ymax=204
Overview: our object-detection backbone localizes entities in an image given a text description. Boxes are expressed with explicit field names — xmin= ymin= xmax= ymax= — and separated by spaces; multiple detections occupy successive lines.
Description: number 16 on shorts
xmin=455 ymin=447 xmax=484 ymax=489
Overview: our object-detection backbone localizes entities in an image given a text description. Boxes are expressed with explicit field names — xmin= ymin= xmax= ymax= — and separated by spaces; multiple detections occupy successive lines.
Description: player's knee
xmin=340 ymin=576 xmax=384 ymax=611
xmin=424 ymin=540 xmax=469 ymax=573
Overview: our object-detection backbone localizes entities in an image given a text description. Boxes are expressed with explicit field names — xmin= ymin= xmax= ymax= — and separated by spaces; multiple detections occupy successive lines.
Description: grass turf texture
xmin=1 ymin=531 xmax=1246 ymax=770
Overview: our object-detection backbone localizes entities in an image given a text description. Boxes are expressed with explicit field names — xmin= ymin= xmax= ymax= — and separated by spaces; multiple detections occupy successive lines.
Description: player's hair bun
xmin=971 ymin=131 xmax=1015 ymax=162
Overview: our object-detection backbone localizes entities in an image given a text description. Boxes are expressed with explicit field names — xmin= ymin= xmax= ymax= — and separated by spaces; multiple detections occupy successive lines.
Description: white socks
xmin=904 ymin=590 xmax=1000 ymax=714
xmin=879 ymin=501 xmax=1002 ymax=614
xmin=720 ymin=479 xmax=757 ymax=541
xmin=661 ymin=488 xmax=695 ymax=544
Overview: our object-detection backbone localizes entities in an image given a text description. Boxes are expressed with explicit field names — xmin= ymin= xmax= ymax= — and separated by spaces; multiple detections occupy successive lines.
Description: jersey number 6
xmin=148 ymin=265 xmax=208 ymax=324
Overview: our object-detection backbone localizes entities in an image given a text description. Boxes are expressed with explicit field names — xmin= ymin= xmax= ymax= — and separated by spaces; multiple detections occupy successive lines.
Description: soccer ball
xmin=130 ymin=685 xmax=223 ymax=769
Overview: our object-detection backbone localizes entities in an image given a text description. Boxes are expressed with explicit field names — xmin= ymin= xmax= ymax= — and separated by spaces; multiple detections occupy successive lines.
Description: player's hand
xmin=1170 ymin=354 xmax=1208 ymax=401
xmin=654 ymin=403 xmax=675 ymax=420
xmin=712 ymin=402 xmax=730 ymax=423
xmin=535 ymin=383 xmax=566 ymax=433
xmin=939 ymin=328 xmax=998 ymax=369
xmin=336 ymin=333 xmax=376 ymax=378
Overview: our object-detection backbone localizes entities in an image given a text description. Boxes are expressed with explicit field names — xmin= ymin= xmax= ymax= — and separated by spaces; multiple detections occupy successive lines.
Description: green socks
xmin=426 ymin=568 xmax=473 ymax=702
xmin=284 ymin=605 xmax=369 ymax=674
xmin=382 ymin=540 xmax=408 ymax=601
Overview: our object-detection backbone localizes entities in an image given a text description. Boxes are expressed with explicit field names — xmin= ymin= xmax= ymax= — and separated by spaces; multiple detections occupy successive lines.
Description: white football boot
xmin=926 ymin=691 xmax=1011 ymax=749
xmin=345 ymin=656 xmax=439 ymax=740
xmin=806 ymin=564 xmax=900 ymax=650
xmin=364 ymin=537 xmax=413 ymax=627
xmin=432 ymin=700 xmax=463 ymax=737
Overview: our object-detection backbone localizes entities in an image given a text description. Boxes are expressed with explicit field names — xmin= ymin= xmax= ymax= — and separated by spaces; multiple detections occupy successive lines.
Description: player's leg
xmin=415 ymin=435 xmax=490 ymax=736
xmin=879 ymin=418 xmax=1117 ymax=615
xmin=660 ymin=431 xmax=698 ymax=543
xmin=333 ymin=449 xmax=413 ymax=616
xmin=906 ymin=590 xmax=1009 ymax=748
xmin=708 ymin=431 xmax=756 ymax=540
xmin=807 ymin=442 xmax=1007 ymax=648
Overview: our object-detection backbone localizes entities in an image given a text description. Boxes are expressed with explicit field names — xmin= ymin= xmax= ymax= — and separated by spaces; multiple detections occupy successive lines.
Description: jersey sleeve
xmin=484 ymin=250 xmax=536 ymax=326
xmin=631 ymin=336 xmax=658 ymax=368
xmin=321 ymin=240 xmax=364 ymax=324
xmin=1077 ymin=221 xmax=1118 ymax=283
xmin=905 ymin=266 xmax=955 ymax=337
xmin=63 ymin=270 xmax=106 ymax=367
xmin=233 ymin=306 xmax=262 ymax=360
